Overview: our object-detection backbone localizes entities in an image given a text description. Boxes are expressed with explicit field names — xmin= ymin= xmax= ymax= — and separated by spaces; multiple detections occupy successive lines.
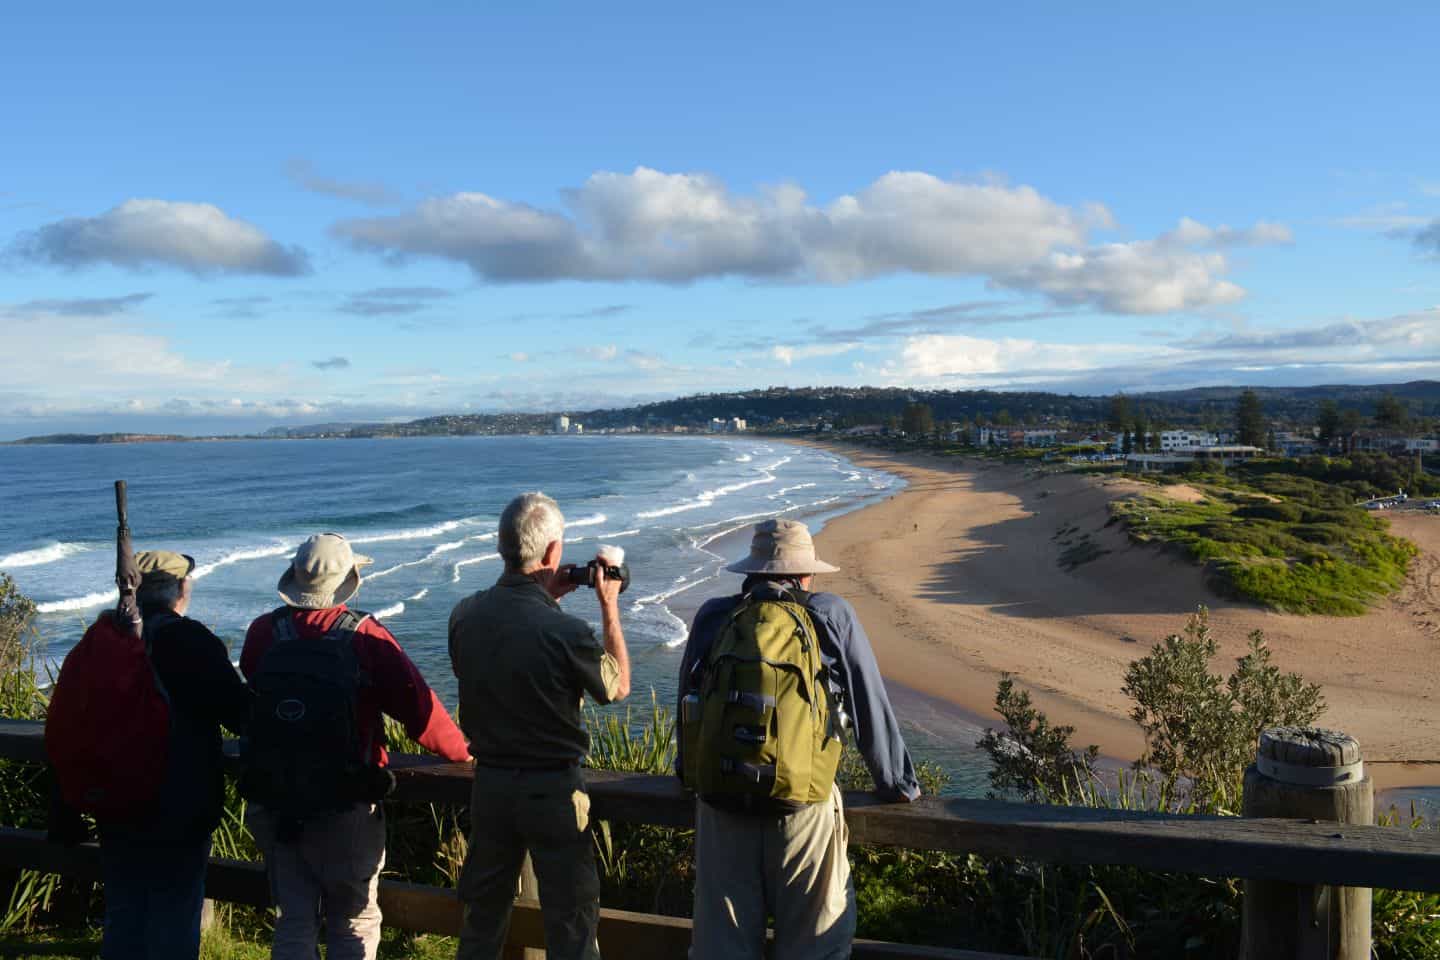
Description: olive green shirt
xmin=449 ymin=571 xmax=620 ymax=768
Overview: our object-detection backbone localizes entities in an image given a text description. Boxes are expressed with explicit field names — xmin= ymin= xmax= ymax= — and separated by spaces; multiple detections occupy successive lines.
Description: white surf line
xmin=192 ymin=541 xmax=296 ymax=580
xmin=450 ymin=553 xmax=500 ymax=583
xmin=598 ymin=529 xmax=640 ymax=539
xmin=0 ymin=542 xmax=91 ymax=569
xmin=36 ymin=588 xmax=118 ymax=614
xmin=637 ymin=461 xmax=789 ymax=520
xmin=39 ymin=539 xmax=295 ymax=613
xmin=406 ymin=588 xmax=429 ymax=602
xmin=372 ymin=601 xmax=405 ymax=620
xmin=368 ymin=538 xmax=469 ymax=581
xmin=348 ymin=515 xmax=491 ymax=545
xmin=631 ymin=574 xmax=718 ymax=608
xmin=566 ymin=513 xmax=607 ymax=528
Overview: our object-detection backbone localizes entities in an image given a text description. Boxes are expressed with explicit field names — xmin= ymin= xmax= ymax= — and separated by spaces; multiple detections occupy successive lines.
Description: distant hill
xmin=12 ymin=381 xmax=1439 ymax=444
xmin=8 ymin=432 xmax=190 ymax=445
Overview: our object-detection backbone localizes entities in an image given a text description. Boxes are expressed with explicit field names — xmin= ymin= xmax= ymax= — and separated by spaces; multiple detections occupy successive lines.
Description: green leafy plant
xmin=1122 ymin=608 xmax=1324 ymax=799
xmin=976 ymin=676 xmax=1098 ymax=803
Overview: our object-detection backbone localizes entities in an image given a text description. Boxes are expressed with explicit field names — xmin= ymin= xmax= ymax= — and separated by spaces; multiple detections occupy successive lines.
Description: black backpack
xmin=240 ymin=607 xmax=374 ymax=821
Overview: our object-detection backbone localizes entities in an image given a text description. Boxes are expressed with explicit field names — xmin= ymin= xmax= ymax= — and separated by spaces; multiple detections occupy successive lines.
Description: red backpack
xmin=45 ymin=610 xmax=172 ymax=822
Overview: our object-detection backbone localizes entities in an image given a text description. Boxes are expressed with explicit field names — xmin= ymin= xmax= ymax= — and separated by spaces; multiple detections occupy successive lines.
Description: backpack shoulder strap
xmin=270 ymin=606 xmax=298 ymax=646
xmin=329 ymin=609 xmax=369 ymax=635
xmin=139 ymin=611 xmax=178 ymax=704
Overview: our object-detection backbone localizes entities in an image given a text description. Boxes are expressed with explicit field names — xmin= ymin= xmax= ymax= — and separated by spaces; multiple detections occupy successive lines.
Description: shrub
xmin=976 ymin=676 xmax=1098 ymax=803
xmin=1121 ymin=608 xmax=1325 ymax=799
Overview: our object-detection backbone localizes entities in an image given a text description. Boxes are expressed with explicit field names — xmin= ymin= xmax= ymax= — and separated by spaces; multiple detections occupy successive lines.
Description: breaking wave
xmin=0 ymin=542 xmax=90 ymax=569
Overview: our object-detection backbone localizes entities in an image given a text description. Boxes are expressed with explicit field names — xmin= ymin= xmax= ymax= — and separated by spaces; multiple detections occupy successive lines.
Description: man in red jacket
xmin=240 ymin=533 xmax=469 ymax=960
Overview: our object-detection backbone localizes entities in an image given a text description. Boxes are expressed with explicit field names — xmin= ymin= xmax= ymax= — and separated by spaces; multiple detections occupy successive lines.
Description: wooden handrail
xmin=5 ymin=718 xmax=1438 ymax=893
xmin=0 ymin=827 xmax=1026 ymax=960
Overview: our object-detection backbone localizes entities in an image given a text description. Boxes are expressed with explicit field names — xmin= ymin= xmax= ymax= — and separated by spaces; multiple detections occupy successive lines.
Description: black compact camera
xmin=563 ymin=558 xmax=631 ymax=593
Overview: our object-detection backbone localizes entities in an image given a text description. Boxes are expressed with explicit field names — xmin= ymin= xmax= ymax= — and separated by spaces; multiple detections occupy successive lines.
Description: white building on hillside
xmin=553 ymin=415 xmax=570 ymax=434
xmin=1159 ymin=430 xmax=1218 ymax=451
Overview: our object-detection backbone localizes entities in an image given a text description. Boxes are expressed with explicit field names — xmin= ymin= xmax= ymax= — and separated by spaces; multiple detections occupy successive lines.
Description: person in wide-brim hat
xmin=277 ymin=533 xmax=372 ymax=609
xmin=724 ymin=517 xmax=839 ymax=576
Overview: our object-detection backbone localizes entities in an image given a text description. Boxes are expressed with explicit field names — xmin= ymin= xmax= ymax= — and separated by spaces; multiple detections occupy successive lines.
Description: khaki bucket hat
xmin=277 ymin=533 xmax=372 ymax=610
xmin=725 ymin=518 xmax=839 ymax=576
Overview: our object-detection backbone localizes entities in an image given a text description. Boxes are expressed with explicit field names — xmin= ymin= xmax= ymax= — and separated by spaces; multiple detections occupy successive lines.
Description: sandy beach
xmin=793 ymin=440 xmax=1440 ymax=791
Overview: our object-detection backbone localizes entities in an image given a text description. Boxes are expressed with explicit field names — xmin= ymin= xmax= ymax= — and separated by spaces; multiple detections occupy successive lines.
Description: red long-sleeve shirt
xmin=241 ymin=605 xmax=469 ymax=767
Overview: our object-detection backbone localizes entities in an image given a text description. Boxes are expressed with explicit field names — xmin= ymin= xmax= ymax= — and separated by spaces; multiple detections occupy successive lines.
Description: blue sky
xmin=2 ymin=2 xmax=1438 ymax=437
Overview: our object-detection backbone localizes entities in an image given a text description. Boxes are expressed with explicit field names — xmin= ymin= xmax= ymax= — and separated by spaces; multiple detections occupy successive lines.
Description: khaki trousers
xmin=246 ymin=803 xmax=386 ymax=960
xmin=456 ymin=765 xmax=602 ymax=960
xmin=691 ymin=784 xmax=856 ymax=960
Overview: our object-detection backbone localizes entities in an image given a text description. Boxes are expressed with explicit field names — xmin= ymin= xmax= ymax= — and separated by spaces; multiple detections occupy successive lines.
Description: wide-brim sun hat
xmin=277 ymin=533 xmax=372 ymax=610
xmin=725 ymin=518 xmax=839 ymax=576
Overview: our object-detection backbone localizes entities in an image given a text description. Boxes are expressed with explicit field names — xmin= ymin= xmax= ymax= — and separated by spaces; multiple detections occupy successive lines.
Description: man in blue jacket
xmin=677 ymin=518 xmax=921 ymax=960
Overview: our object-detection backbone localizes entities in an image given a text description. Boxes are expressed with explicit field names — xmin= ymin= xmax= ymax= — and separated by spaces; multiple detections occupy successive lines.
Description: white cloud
xmin=580 ymin=344 xmax=619 ymax=361
xmin=13 ymin=199 xmax=309 ymax=276
xmin=866 ymin=309 xmax=1440 ymax=390
xmin=884 ymin=335 xmax=1160 ymax=381
xmin=995 ymin=243 xmax=1245 ymax=314
xmin=771 ymin=342 xmax=862 ymax=366
xmin=286 ymin=158 xmax=398 ymax=206
xmin=335 ymin=167 xmax=1283 ymax=314
xmin=1333 ymin=202 xmax=1430 ymax=232
xmin=1164 ymin=217 xmax=1293 ymax=247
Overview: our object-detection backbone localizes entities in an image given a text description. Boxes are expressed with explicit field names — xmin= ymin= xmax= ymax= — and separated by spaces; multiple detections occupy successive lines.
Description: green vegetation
xmin=976 ymin=611 xmax=1439 ymax=959
xmin=1112 ymin=472 xmax=1418 ymax=615
xmin=1120 ymin=610 xmax=1324 ymax=799
xmin=3 ymin=584 xmax=1438 ymax=957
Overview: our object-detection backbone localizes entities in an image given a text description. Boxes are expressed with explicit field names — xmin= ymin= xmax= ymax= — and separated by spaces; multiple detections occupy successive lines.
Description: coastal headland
xmin=790 ymin=440 xmax=1440 ymax=791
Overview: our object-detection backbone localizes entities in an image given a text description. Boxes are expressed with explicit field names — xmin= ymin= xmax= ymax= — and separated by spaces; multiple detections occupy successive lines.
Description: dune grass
xmin=1111 ymin=473 xmax=1417 ymax=615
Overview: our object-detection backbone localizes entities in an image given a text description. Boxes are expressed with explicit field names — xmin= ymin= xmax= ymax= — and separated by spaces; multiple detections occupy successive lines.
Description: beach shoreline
xmin=776 ymin=437 xmax=1440 ymax=793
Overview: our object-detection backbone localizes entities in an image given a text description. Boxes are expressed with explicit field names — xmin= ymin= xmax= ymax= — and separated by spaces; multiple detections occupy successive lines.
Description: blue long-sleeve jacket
xmin=676 ymin=581 xmax=921 ymax=802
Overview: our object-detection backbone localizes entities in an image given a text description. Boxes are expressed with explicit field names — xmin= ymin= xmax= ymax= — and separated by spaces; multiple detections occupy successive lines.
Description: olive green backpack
xmin=681 ymin=591 xmax=842 ymax=804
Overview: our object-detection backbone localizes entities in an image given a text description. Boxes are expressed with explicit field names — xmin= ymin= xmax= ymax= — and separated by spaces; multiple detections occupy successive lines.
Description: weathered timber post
xmin=502 ymin=853 xmax=545 ymax=960
xmin=1241 ymin=727 xmax=1372 ymax=960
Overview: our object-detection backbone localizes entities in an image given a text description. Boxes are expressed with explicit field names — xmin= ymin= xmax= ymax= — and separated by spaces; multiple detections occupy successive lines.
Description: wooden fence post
xmin=1241 ymin=727 xmax=1372 ymax=960
xmin=501 ymin=853 xmax=546 ymax=960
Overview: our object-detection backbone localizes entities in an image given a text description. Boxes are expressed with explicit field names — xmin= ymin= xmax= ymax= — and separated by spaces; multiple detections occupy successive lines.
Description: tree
xmin=1375 ymin=393 xmax=1410 ymax=431
xmin=902 ymin=402 xmax=935 ymax=437
xmin=1316 ymin=400 xmax=1341 ymax=448
xmin=1122 ymin=430 xmax=1134 ymax=455
xmin=1133 ymin=416 xmax=1149 ymax=453
xmin=1107 ymin=394 xmax=1132 ymax=433
xmin=1235 ymin=390 xmax=1266 ymax=447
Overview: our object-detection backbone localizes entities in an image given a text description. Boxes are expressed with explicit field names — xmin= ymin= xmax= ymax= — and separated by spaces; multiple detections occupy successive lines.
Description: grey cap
xmin=725 ymin=518 xmax=839 ymax=576
xmin=277 ymin=533 xmax=372 ymax=610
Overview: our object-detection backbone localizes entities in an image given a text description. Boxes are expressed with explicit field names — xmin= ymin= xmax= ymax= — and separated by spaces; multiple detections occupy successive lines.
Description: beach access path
xmin=790 ymin=440 xmax=1440 ymax=791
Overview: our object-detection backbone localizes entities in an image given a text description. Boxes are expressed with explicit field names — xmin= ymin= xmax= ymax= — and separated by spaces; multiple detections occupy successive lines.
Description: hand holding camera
xmin=561 ymin=545 xmax=630 ymax=608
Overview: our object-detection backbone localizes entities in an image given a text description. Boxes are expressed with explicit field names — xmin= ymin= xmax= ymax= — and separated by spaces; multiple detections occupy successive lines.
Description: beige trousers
xmin=246 ymin=803 xmax=386 ymax=960
xmin=691 ymin=784 xmax=856 ymax=960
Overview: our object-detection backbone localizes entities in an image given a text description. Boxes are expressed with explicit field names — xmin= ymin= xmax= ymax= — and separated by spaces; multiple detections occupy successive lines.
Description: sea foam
xmin=0 ymin=542 xmax=90 ymax=569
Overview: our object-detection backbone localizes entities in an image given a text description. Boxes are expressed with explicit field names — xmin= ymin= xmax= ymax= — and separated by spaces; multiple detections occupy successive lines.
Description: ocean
xmin=0 ymin=434 xmax=994 ymax=795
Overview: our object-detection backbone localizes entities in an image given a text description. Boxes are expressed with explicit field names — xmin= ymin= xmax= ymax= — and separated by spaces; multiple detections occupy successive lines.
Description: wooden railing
xmin=4 ymin=718 xmax=1440 ymax=958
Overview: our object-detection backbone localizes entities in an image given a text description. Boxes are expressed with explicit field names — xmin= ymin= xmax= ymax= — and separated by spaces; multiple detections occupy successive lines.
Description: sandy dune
xmin=800 ymin=443 xmax=1440 ymax=789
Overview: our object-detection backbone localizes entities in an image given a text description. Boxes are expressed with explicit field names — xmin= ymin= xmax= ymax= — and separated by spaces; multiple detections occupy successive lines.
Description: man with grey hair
xmin=98 ymin=550 xmax=252 ymax=960
xmin=449 ymin=492 xmax=631 ymax=960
